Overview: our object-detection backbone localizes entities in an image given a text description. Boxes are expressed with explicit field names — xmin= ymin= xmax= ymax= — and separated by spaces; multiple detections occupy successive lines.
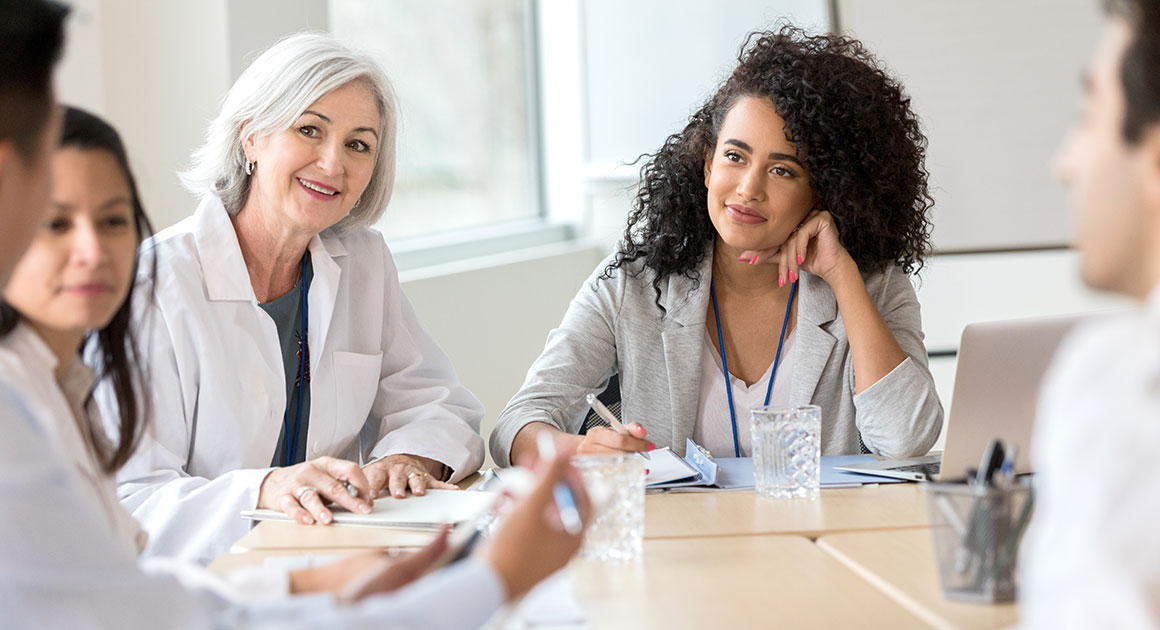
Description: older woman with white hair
xmin=99 ymin=32 xmax=486 ymax=563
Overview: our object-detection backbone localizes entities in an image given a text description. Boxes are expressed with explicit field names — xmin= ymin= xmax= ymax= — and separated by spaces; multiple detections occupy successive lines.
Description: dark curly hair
xmin=603 ymin=25 xmax=934 ymax=310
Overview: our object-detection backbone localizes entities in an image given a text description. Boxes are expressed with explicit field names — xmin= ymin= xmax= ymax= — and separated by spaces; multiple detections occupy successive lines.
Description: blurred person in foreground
xmin=1020 ymin=0 xmax=1160 ymax=627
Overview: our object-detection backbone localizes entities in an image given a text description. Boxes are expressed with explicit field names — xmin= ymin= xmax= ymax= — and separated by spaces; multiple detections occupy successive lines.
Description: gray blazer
xmin=490 ymin=251 xmax=943 ymax=467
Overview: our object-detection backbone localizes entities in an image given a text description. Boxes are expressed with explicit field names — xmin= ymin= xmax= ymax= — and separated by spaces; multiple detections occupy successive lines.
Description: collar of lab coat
xmin=192 ymin=193 xmax=350 ymax=361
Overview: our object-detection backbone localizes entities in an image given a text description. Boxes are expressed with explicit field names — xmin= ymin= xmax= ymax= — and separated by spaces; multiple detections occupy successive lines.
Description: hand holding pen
xmin=484 ymin=435 xmax=590 ymax=599
xmin=583 ymin=393 xmax=655 ymax=460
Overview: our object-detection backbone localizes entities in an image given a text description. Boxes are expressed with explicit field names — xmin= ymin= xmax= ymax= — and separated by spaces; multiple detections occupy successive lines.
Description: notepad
xmin=644 ymin=447 xmax=705 ymax=486
xmin=241 ymin=489 xmax=499 ymax=530
xmin=646 ymin=440 xmax=724 ymax=489
xmin=647 ymin=445 xmax=910 ymax=492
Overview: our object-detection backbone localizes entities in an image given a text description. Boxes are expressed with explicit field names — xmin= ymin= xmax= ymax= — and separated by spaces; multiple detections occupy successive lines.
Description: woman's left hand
xmin=739 ymin=210 xmax=855 ymax=286
xmin=363 ymin=453 xmax=457 ymax=499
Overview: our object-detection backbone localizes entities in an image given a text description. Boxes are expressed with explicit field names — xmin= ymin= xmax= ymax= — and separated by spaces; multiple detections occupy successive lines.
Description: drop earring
xmin=245 ymin=160 xmax=255 ymax=176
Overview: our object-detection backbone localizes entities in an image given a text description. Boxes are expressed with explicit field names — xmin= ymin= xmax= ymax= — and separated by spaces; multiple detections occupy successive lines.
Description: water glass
xmin=572 ymin=454 xmax=644 ymax=560
xmin=751 ymin=405 xmax=821 ymax=499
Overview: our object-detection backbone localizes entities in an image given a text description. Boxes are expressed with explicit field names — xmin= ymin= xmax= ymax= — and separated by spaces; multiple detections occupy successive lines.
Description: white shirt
xmin=1019 ymin=290 xmax=1160 ymax=629
xmin=98 ymin=194 xmax=486 ymax=564
xmin=0 ymin=373 xmax=507 ymax=628
xmin=0 ymin=321 xmax=146 ymax=554
xmin=694 ymin=327 xmax=796 ymax=457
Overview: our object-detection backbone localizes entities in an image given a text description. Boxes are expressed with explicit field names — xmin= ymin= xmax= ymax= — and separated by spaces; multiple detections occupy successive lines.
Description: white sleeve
xmin=95 ymin=293 xmax=271 ymax=564
xmin=0 ymin=387 xmax=216 ymax=629
xmin=2 ymin=386 xmax=507 ymax=630
xmin=364 ymin=241 xmax=485 ymax=482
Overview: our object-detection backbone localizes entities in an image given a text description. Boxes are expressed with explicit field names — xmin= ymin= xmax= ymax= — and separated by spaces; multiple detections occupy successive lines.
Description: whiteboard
xmin=838 ymin=0 xmax=1102 ymax=251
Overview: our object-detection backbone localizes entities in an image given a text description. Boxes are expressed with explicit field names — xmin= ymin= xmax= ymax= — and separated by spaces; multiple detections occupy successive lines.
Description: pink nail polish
xmin=797 ymin=254 xmax=803 ymax=265
xmin=647 ymin=443 xmax=657 ymax=451
xmin=738 ymin=255 xmax=749 ymax=262
xmin=790 ymin=270 xmax=797 ymax=283
xmin=645 ymin=469 xmax=651 ymax=475
xmin=748 ymin=257 xmax=757 ymax=265
xmin=779 ymin=276 xmax=785 ymax=288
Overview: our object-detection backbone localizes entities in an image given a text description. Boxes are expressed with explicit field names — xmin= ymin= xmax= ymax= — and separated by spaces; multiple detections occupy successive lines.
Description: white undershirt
xmin=694 ymin=326 xmax=797 ymax=458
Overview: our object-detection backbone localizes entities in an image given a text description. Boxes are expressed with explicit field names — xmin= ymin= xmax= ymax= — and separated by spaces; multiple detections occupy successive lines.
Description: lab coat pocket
xmin=334 ymin=351 xmax=384 ymax=425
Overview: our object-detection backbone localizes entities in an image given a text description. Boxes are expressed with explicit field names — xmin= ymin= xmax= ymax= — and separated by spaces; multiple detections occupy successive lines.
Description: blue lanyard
xmin=710 ymin=278 xmax=797 ymax=457
xmin=283 ymin=256 xmax=309 ymax=467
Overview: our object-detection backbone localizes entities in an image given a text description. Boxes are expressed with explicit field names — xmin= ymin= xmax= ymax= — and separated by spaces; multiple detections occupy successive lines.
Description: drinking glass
xmin=751 ymin=405 xmax=821 ymax=499
xmin=572 ymin=454 xmax=645 ymax=560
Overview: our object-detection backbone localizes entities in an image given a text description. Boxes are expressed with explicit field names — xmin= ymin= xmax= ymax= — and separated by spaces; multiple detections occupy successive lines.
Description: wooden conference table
xmin=214 ymin=482 xmax=1018 ymax=629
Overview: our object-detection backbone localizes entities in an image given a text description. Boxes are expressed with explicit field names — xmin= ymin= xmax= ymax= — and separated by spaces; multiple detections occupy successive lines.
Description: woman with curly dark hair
xmin=490 ymin=26 xmax=944 ymax=467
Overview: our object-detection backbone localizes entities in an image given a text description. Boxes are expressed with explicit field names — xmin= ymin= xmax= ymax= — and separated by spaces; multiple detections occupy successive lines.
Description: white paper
xmin=644 ymin=447 xmax=700 ymax=486
xmin=241 ymin=489 xmax=499 ymax=529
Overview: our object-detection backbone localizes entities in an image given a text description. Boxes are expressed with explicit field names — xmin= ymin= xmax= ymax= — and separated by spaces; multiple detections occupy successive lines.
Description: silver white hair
xmin=181 ymin=31 xmax=397 ymax=233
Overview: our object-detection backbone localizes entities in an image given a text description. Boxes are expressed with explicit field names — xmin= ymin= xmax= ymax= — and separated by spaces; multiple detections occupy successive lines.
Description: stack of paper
xmin=241 ymin=489 xmax=499 ymax=529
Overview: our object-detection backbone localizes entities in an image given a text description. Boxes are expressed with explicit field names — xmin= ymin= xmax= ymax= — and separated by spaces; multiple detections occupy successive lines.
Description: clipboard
xmin=646 ymin=439 xmax=723 ymax=489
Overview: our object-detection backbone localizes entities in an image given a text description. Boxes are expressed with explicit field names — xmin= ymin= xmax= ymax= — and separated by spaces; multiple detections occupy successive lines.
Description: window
xmin=329 ymin=0 xmax=539 ymax=241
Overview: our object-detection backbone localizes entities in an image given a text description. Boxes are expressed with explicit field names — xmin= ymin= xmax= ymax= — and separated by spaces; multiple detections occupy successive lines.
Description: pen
xmin=536 ymin=432 xmax=584 ymax=535
xmin=473 ymin=467 xmax=498 ymax=492
xmin=997 ymin=444 xmax=1019 ymax=488
xmin=585 ymin=393 xmax=651 ymax=461
xmin=341 ymin=479 xmax=360 ymax=498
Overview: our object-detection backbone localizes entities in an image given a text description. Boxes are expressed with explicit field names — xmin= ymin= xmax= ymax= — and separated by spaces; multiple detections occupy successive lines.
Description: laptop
xmin=835 ymin=312 xmax=1097 ymax=482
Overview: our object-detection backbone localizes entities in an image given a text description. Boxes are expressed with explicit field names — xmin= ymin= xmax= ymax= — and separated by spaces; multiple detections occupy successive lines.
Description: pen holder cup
xmin=925 ymin=480 xmax=1035 ymax=604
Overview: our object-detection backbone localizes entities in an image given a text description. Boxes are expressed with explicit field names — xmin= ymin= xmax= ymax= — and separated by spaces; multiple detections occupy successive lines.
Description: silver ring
xmin=294 ymin=485 xmax=319 ymax=501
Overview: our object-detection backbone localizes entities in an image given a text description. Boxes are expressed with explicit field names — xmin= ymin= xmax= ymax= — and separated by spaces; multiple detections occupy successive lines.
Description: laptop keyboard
xmin=893 ymin=462 xmax=942 ymax=478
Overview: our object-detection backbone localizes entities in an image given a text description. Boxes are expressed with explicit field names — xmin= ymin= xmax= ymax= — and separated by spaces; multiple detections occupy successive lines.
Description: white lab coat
xmin=0 ymin=379 xmax=507 ymax=629
xmin=101 ymin=193 xmax=486 ymax=564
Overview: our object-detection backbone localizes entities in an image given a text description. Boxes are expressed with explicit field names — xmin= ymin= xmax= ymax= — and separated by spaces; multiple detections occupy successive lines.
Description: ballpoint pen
xmin=585 ymin=392 xmax=651 ymax=461
xmin=537 ymin=432 xmax=584 ymax=535
xmin=341 ymin=479 xmax=360 ymax=498
xmin=996 ymin=444 xmax=1019 ymax=488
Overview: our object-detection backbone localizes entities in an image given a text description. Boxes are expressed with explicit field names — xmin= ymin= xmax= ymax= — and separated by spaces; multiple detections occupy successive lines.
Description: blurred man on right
xmin=1020 ymin=1 xmax=1160 ymax=627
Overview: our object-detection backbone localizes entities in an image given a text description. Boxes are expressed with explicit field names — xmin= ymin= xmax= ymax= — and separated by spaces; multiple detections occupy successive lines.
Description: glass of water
xmin=751 ymin=405 xmax=821 ymax=499
xmin=572 ymin=454 xmax=644 ymax=560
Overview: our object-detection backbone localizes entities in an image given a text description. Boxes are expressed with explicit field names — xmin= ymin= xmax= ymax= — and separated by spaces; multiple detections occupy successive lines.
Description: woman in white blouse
xmin=0 ymin=103 xmax=588 ymax=629
xmin=100 ymin=33 xmax=488 ymax=563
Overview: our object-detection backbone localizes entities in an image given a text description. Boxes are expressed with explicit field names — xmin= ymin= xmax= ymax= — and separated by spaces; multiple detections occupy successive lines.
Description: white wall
xmin=400 ymin=243 xmax=610 ymax=466
xmin=580 ymin=0 xmax=829 ymax=165
xmin=838 ymin=0 xmax=1102 ymax=251
xmin=56 ymin=0 xmax=328 ymax=231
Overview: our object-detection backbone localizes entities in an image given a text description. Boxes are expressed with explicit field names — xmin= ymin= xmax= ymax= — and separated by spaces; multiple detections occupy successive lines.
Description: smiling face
xmin=1056 ymin=18 xmax=1160 ymax=299
xmin=3 ymin=147 xmax=139 ymax=336
xmin=243 ymin=80 xmax=380 ymax=237
xmin=703 ymin=96 xmax=815 ymax=256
